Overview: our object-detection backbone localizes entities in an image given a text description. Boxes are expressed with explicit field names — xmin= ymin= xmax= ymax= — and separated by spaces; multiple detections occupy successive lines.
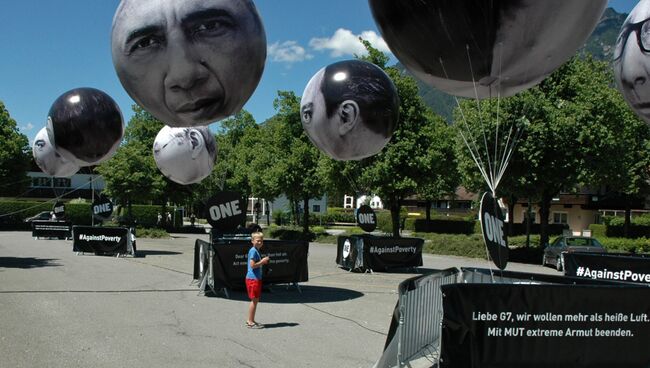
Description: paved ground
xmin=0 ymin=231 xmax=558 ymax=368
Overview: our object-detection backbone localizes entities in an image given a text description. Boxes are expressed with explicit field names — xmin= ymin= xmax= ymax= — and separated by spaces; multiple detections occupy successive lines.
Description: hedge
xmin=413 ymin=218 xmax=476 ymax=234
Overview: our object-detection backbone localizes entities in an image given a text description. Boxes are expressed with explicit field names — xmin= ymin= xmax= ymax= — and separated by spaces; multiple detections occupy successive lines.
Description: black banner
xmin=441 ymin=284 xmax=650 ymax=368
xmin=53 ymin=201 xmax=65 ymax=219
xmin=72 ymin=226 xmax=128 ymax=254
xmin=205 ymin=191 xmax=246 ymax=232
xmin=31 ymin=220 xmax=72 ymax=239
xmin=210 ymin=239 xmax=309 ymax=289
xmin=336 ymin=235 xmax=423 ymax=271
xmin=564 ymin=252 xmax=650 ymax=284
xmin=92 ymin=196 xmax=113 ymax=220
xmin=356 ymin=205 xmax=377 ymax=232
xmin=480 ymin=192 xmax=508 ymax=270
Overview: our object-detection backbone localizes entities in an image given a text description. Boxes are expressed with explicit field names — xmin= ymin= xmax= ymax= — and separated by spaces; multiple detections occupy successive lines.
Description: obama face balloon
xmin=111 ymin=0 xmax=266 ymax=127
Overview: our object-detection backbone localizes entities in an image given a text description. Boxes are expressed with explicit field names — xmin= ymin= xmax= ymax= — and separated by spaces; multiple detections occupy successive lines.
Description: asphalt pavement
xmin=0 ymin=231 xmax=558 ymax=368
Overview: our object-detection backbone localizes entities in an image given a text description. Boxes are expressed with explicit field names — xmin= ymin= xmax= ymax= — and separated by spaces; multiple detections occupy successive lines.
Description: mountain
xmin=403 ymin=7 xmax=628 ymax=122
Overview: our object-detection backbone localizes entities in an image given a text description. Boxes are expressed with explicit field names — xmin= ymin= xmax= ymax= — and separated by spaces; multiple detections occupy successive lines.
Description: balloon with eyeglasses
xmin=614 ymin=0 xmax=650 ymax=124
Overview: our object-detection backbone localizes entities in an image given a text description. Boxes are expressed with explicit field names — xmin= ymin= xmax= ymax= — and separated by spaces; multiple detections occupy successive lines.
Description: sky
xmin=0 ymin=0 xmax=640 ymax=143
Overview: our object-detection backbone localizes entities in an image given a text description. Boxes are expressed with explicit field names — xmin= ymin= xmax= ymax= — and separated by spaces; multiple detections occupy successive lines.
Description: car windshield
xmin=566 ymin=237 xmax=601 ymax=247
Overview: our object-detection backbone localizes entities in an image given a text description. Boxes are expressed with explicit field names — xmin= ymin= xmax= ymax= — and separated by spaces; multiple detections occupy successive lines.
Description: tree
xmin=96 ymin=106 xmax=166 ymax=218
xmin=454 ymin=56 xmax=648 ymax=246
xmin=254 ymin=91 xmax=325 ymax=234
xmin=0 ymin=101 xmax=30 ymax=196
xmin=355 ymin=40 xmax=457 ymax=237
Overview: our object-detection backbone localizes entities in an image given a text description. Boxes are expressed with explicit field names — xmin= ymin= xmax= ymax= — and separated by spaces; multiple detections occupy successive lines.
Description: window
xmin=53 ymin=178 xmax=71 ymax=188
xmin=32 ymin=177 xmax=51 ymax=187
xmin=553 ymin=212 xmax=568 ymax=224
xmin=523 ymin=210 xmax=536 ymax=224
xmin=312 ymin=204 xmax=321 ymax=213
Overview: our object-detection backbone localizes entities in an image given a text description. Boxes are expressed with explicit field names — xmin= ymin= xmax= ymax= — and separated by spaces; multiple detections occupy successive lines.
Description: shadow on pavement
xmin=137 ymin=250 xmax=183 ymax=257
xmin=208 ymin=285 xmax=364 ymax=304
xmin=259 ymin=322 xmax=299 ymax=329
xmin=0 ymin=257 xmax=61 ymax=269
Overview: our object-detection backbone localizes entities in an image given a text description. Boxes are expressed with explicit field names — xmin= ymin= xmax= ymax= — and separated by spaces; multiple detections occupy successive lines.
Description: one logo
xmin=53 ymin=201 xmax=65 ymax=219
xmin=343 ymin=239 xmax=351 ymax=259
xmin=480 ymin=192 xmax=508 ymax=270
xmin=92 ymin=196 xmax=113 ymax=220
xmin=356 ymin=205 xmax=377 ymax=232
xmin=205 ymin=191 xmax=246 ymax=232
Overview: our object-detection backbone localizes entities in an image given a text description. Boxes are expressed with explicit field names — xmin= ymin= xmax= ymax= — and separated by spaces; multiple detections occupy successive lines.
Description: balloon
xmin=153 ymin=125 xmax=217 ymax=185
xmin=614 ymin=0 xmax=650 ymax=124
xmin=111 ymin=0 xmax=267 ymax=127
xmin=300 ymin=60 xmax=399 ymax=161
xmin=368 ymin=0 xmax=607 ymax=98
xmin=46 ymin=88 xmax=124 ymax=167
xmin=32 ymin=127 xmax=79 ymax=177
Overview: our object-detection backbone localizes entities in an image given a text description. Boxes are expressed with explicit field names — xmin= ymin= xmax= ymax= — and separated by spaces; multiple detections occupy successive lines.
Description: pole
xmin=90 ymin=176 xmax=94 ymax=226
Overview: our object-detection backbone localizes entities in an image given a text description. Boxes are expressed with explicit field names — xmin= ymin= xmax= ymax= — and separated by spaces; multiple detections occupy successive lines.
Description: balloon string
xmin=439 ymin=57 xmax=494 ymax=191
xmin=465 ymin=44 xmax=497 ymax=192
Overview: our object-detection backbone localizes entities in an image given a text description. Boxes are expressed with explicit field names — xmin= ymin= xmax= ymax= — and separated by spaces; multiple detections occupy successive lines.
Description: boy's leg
xmin=248 ymin=298 xmax=259 ymax=324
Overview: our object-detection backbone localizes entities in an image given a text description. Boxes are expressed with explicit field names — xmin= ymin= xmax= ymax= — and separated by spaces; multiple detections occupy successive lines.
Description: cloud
xmin=309 ymin=29 xmax=391 ymax=57
xmin=21 ymin=122 xmax=34 ymax=132
xmin=267 ymin=41 xmax=314 ymax=63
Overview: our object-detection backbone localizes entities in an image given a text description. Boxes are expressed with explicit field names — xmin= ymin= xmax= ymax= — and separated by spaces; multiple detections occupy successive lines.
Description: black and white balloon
xmin=46 ymin=88 xmax=124 ymax=167
xmin=300 ymin=60 xmax=399 ymax=161
xmin=368 ymin=0 xmax=607 ymax=98
xmin=614 ymin=0 xmax=650 ymax=124
xmin=32 ymin=127 xmax=79 ymax=177
xmin=153 ymin=125 xmax=217 ymax=185
xmin=111 ymin=0 xmax=267 ymax=127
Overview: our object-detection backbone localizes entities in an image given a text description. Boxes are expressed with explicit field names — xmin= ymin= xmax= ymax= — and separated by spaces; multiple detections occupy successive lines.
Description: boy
xmin=246 ymin=231 xmax=269 ymax=328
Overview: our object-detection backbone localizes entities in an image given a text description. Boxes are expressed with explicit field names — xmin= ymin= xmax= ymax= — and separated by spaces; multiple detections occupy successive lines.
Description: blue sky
xmin=0 ymin=0 xmax=639 ymax=143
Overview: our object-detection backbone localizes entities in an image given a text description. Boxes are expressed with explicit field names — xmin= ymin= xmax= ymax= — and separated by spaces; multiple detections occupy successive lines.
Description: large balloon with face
xmin=32 ymin=127 xmax=80 ymax=177
xmin=111 ymin=0 xmax=267 ymax=127
xmin=368 ymin=0 xmax=607 ymax=99
xmin=300 ymin=60 xmax=399 ymax=161
xmin=46 ymin=88 xmax=124 ymax=167
xmin=153 ymin=125 xmax=217 ymax=185
xmin=614 ymin=0 xmax=650 ymax=124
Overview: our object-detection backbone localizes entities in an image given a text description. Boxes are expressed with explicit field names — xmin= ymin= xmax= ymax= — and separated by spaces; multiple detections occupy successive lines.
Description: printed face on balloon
xmin=111 ymin=0 xmax=266 ymax=127
xmin=153 ymin=125 xmax=217 ymax=185
xmin=32 ymin=127 xmax=79 ymax=177
xmin=614 ymin=0 xmax=650 ymax=124
xmin=300 ymin=60 xmax=399 ymax=161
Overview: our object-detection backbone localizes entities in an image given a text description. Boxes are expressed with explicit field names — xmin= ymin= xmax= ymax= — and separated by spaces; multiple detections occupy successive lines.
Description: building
xmin=23 ymin=165 xmax=105 ymax=201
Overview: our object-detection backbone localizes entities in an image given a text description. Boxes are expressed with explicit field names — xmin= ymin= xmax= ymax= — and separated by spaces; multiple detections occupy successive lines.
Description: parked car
xmin=23 ymin=211 xmax=52 ymax=222
xmin=542 ymin=235 xmax=606 ymax=271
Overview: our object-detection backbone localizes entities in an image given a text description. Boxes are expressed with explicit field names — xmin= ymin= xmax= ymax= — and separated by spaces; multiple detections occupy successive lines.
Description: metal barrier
xmin=397 ymin=269 xmax=459 ymax=365
xmin=374 ymin=267 xmax=624 ymax=368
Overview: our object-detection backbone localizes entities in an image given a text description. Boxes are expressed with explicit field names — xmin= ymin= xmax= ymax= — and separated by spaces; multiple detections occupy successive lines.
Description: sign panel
xmin=209 ymin=239 xmax=309 ymax=289
xmin=205 ymin=191 xmax=246 ymax=232
xmin=52 ymin=201 xmax=65 ymax=219
xmin=31 ymin=220 xmax=72 ymax=239
xmin=441 ymin=284 xmax=650 ymax=367
xmin=92 ymin=196 xmax=113 ymax=220
xmin=564 ymin=252 xmax=650 ymax=284
xmin=336 ymin=234 xmax=423 ymax=271
xmin=356 ymin=205 xmax=377 ymax=232
xmin=72 ymin=225 xmax=128 ymax=254
xmin=480 ymin=192 xmax=508 ymax=270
